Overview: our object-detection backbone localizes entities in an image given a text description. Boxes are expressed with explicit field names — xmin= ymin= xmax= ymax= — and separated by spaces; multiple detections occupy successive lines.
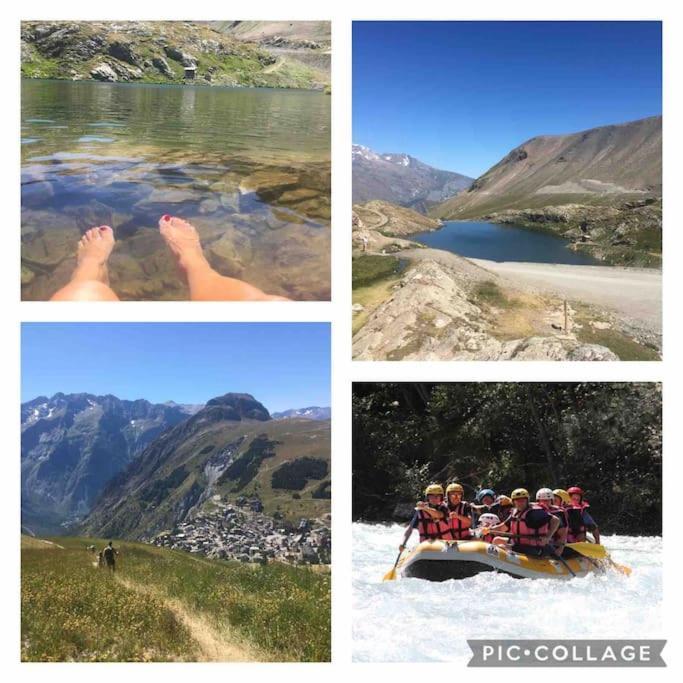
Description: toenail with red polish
xmin=162 ymin=214 xmax=171 ymax=221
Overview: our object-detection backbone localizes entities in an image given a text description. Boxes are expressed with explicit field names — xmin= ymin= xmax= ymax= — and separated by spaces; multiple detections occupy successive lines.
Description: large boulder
xmin=152 ymin=56 xmax=174 ymax=78
xmin=107 ymin=40 xmax=142 ymax=67
xmin=163 ymin=45 xmax=197 ymax=67
xmin=90 ymin=63 xmax=117 ymax=82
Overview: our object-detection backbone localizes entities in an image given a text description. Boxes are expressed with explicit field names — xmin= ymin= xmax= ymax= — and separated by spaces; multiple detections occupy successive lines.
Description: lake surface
xmin=21 ymin=80 xmax=331 ymax=300
xmin=353 ymin=523 xmax=662 ymax=663
xmin=412 ymin=221 xmax=600 ymax=266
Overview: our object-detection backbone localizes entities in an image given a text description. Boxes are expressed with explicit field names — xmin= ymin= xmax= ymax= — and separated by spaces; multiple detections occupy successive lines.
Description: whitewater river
xmin=353 ymin=523 xmax=662 ymax=663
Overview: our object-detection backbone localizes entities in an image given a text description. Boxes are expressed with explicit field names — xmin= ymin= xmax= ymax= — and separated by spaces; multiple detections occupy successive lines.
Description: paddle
xmin=383 ymin=511 xmax=417 ymax=582
xmin=565 ymin=542 xmax=632 ymax=575
xmin=382 ymin=550 xmax=403 ymax=582
xmin=565 ymin=541 xmax=607 ymax=559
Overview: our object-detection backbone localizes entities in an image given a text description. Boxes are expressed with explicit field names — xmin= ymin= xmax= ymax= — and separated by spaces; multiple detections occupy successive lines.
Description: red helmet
xmin=567 ymin=486 xmax=584 ymax=496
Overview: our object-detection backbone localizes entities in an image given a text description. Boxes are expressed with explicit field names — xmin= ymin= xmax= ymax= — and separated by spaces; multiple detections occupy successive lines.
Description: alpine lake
xmin=21 ymin=79 xmax=331 ymax=300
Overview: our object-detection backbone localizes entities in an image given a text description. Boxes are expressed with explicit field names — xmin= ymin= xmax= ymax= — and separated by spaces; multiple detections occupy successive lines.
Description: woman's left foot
xmin=73 ymin=226 xmax=115 ymax=284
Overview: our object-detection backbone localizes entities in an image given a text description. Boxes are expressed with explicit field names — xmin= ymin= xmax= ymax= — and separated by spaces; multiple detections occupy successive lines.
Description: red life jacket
xmin=416 ymin=506 xmax=446 ymax=542
xmin=508 ymin=506 xmax=550 ymax=547
xmin=566 ymin=501 xmax=590 ymax=543
xmin=532 ymin=503 xmax=566 ymax=541
xmin=442 ymin=501 xmax=472 ymax=541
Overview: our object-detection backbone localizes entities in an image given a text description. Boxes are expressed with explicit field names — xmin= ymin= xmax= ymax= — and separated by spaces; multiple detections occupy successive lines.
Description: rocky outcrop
xmin=352 ymin=259 xmax=618 ymax=361
xmin=353 ymin=200 xmax=442 ymax=236
xmin=483 ymin=198 xmax=662 ymax=267
xmin=163 ymin=45 xmax=197 ymax=67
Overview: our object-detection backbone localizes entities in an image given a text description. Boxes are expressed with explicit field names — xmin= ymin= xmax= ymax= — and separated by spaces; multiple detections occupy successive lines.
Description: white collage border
xmin=1 ymin=0 xmax=681 ymax=679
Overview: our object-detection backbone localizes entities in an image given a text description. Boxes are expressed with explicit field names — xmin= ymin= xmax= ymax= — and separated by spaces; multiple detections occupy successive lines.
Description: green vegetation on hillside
xmin=21 ymin=21 xmax=330 ymax=91
xmin=352 ymin=254 xmax=403 ymax=289
xmin=219 ymin=435 xmax=279 ymax=490
xmin=271 ymin=457 xmax=328 ymax=490
xmin=21 ymin=535 xmax=330 ymax=662
xmin=352 ymin=383 xmax=661 ymax=534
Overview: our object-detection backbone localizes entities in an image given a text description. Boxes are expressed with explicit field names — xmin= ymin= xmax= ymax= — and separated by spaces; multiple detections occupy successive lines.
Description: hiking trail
xmin=115 ymin=576 xmax=264 ymax=662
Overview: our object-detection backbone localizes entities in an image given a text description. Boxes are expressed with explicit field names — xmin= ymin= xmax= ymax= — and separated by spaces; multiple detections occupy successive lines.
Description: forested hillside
xmin=352 ymin=382 xmax=661 ymax=534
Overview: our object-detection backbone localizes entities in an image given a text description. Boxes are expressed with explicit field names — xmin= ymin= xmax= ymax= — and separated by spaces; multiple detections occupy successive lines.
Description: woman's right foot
xmin=73 ymin=226 xmax=115 ymax=284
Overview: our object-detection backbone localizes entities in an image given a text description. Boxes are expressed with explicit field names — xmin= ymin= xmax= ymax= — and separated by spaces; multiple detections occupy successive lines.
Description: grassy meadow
xmin=21 ymin=535 xmax=330 ymax=662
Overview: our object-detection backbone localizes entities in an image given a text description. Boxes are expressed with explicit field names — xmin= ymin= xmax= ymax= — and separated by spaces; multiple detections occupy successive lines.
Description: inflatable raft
xmin=397 ymin=540 xmax=599 ymax=581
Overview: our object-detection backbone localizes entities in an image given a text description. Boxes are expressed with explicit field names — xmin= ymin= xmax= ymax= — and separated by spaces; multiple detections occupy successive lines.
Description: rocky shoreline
xmin=149 ymin=496 xmax=331 ymax=565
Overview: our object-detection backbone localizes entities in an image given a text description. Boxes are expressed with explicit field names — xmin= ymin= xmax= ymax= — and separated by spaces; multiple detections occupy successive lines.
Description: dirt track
xmin=116 ymin=576 xmax=263 ymax=662
xmin=469 ymin=259 xmax=662 ymax=333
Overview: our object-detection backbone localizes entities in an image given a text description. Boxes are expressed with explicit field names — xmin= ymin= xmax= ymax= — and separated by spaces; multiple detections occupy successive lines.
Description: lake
xmin=21 ymin=79 xmax=331 ymax=300
xmin=412 ymin=221 xmax=600 ymax=266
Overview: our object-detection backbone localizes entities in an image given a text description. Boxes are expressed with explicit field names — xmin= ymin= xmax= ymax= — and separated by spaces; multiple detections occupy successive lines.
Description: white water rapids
xmin=352 ymin=523 xmax=663 ymax=662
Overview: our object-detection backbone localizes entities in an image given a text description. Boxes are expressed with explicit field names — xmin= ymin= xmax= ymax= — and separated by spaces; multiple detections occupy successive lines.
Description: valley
xmin=22 ymin=392 xmax=331 ymax=566
xmin=352 ymin=116 xmax=662 ymax=361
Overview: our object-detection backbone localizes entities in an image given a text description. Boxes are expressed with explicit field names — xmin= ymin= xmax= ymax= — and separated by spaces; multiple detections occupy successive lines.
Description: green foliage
xmin=140 ymin=465 xmax=189 ymax=505
xmin=472 ymin=280 xmax=513 ymax=308
xmin=352 ymin=382 xmax=661 ymax=534
xmin=218 ymin=435 xmax=278 ymax=490
xmin=271 ymin=457 xmax=328 ymax=490
xmin=352 ymin=254 xmax=402 ymax=289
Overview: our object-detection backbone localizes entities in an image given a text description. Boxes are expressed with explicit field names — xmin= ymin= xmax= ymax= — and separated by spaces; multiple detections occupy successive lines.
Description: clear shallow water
xmin=412 ymin=221 xmax=600 ymax=266
xmin=352 ymin=523 xmax=662 ymax=663
xmin=21 ymin=79 xmax=331 ymax=300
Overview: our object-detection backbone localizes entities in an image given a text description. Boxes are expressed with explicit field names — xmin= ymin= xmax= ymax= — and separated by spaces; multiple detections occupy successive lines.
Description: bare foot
xmin=73 ymin=226 xmax=115 ymax=284
xmin=158 ymin=214 xmax=290 ymax=301
xmin=158 ymin=215 xmax=209 ymax=274
xmin=49 ymin=226 xmax=119 ymax=301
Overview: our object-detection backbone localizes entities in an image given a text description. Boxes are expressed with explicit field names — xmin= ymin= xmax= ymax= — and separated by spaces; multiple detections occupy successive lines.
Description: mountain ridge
xmin=352 ymin=144 xmax=473 ymax=212
xmin=21 ymin=392 xmax=192 ymax=534
xmin=433 ymin=115 xmax=662 ymax=219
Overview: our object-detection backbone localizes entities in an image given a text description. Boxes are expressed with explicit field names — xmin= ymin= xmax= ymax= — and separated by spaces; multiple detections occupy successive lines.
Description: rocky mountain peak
xmin=203 ymin=393 xmax=271 ymax=421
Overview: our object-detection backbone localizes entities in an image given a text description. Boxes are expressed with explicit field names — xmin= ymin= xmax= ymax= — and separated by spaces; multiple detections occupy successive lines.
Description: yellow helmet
xmin=424 ymin=483 xmax=444 ymax=497
xmin=496 ymin=495 xmax=512 ymax=507
xmin=511 ymin=488 xmax=530 ymax=501
xmin=553 ymin=489 xmax=571 ymax=505
xmin=446 ymin=483 xmax=464 ymax=495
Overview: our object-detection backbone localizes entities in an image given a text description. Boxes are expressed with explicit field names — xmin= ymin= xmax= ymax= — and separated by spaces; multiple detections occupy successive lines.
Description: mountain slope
xmin=21 ymin=393 xmax=191 ymax=534
xmin=210 ymin=21 xmax=331 ymax=47
xmin=82 ymin=393 xmax=330 ymax=540
xmin=20 ymin=21 xmax=328 ymax=90
xmin=352 ymin=144 xmax=473 ymax=212
xmin=433 ymin=116 xmax=662 ymax=219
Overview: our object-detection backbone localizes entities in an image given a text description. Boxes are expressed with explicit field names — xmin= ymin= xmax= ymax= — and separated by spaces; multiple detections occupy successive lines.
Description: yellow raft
xmin=397 ymin=540 xmax=599 ymax=581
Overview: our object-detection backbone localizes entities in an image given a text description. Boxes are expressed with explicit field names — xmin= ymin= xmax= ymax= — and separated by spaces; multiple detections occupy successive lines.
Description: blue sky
xmin=21 ymin=323 xmax=330 ymax=412
xmin=353 ymin=21 xmax=662 ymax=177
